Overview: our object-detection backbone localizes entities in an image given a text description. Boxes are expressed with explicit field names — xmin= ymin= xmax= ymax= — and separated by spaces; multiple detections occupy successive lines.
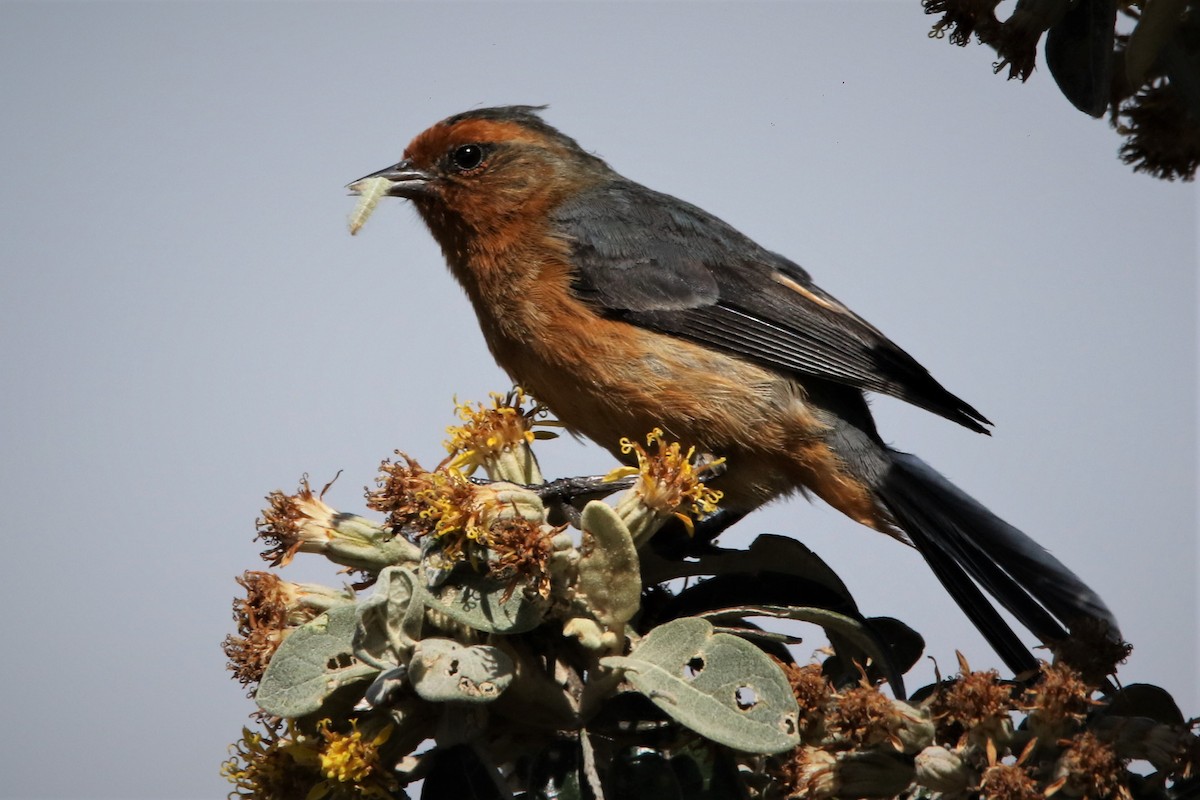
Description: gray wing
xmin=550 ymin=180 xmax=991 ymax=433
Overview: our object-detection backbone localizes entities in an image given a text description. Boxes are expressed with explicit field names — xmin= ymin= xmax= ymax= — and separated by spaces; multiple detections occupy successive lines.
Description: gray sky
xmin=1 ymin=3 xmax=1195 ymax=798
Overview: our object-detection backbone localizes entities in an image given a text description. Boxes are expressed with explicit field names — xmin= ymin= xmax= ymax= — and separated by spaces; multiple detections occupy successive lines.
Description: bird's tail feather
xmin=876 ymin=450 xmax=1119 ymax=675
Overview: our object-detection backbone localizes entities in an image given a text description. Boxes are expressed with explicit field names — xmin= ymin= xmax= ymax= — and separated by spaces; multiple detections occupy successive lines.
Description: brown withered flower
xmin=777 ymin=745 xmax=838 ymax=799
xmin=929 ymin=654 xmax=1017 ymax=748
xmin=979 ymin=761 xmax=1041 ymax=800
xmin=224 ymin=571 xmax=291 ymax=690
xmin=256 ymin=476 xmax=408 ymax=575
xmin=367 ymin=452 xmax=486 ymax=561
xmin=1023 ymin=661 xmax=1097 ymax=742
xmin=1116 ymin=80 xmax=1200 ymax=182
xmin=222 ymin=571 xmax=353 ymax=692
xmin=774 ymin=659 xmax=832 ymax=742
xmin=365 ymin=452 xmax=438 ymax=533
xmin=978 ymin=738 xmax=1041 ymax=800
xmin=1047 ymin=731 xmax=1131 ymax=800
xmin=256 ymin=483 xmax=315 ymax=567
xmin=924 ymin=0 xmax=1003 ymax=46
xmin=487 ymin=516 xmax=558 ymax=600
xmin=827 ymin=683 xmax=906 ymax=751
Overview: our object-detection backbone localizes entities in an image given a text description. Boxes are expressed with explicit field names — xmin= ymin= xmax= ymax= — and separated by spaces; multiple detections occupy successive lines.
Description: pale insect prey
xmin=348 ymin=176 xmax=394 ymax=235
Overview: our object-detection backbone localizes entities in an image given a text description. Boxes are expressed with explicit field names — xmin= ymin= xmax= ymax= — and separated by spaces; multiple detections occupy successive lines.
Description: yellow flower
xmin=316 ymin=719 xmax=396 ymax=797
xmin=417 ymin=469 xmax=484 ymax=544
xmin=367 ymin=453 xmax=482 ymax=552
xmin=608 ymin=428 xmax=724 ymax=535
xmin=222 ymin=721 xmax=322 ymax=800
xmin=443 ymin=388 xmax=558 ymax=480
xmin=370 ymin=450 xmax=548 ymax=567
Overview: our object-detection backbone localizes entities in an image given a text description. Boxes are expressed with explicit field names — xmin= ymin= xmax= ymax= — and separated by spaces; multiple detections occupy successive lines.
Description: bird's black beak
xmin=347 ymin=159 xmax=432 ymax=197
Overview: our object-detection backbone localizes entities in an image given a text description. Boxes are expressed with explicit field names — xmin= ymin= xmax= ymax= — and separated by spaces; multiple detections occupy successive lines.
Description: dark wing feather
xmin=551 ymin=180 xmax=991 ymax=433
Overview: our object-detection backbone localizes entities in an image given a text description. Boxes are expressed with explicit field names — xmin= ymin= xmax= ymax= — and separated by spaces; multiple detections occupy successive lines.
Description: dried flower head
xmin=974 ymin=737 xmax=1041 ymax=800
xmin=222 ymin=571 xmax=298 ymax=690
xmin=1047 ymin=731 xmax=1131 ymax=800
xmin=775 ymin=659 xmax=832 ymax=741
xmin=366 ymin=453 xmax=437 ymax=531
xmin=1023 ymin=661 xmax=1096 ymax=741
xmin=979 ymin=761 xmax=1041 ymax=800
xmin=487 ymin=516 xmax=558 ymax=600
xmin=257 ymin=480 xmax=326 ymax=567
xmin=609 ymin=428 xmax=723 ymax=535
xmin=256 ymin=476 xmax=360 ymax=566
xmin=369 ymin=447 xmax=551 ymax=568
xmin=222 ymin=572 xmax=354 ymax=692
xmin=1049 ymin=617 xmax=1131 ymax=687
xmin=256 ymin=476 xmax=404 ymax=574
xmin=777 ymin=745 xmax=838 ymax=799
xmin=929 ymin=654 xmax=1016 ymax=747
xmin=1117 ymin=80 xmax=1200 ymax=182
xmin=827 ymin=683 xmax=907 ymax=751
xmin=924 ymin=0 xmax=1002 ymax=46
xmin=367 ymin=453 xmax=483 ymax=556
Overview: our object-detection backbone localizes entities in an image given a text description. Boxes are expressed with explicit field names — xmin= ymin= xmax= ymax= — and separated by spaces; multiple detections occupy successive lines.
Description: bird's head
xmin=350 ymin=105 xmax=608 ymax=240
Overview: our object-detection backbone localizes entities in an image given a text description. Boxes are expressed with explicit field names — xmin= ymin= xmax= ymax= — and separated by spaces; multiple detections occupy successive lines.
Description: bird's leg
xmin=469 ymin=467 xmax=737 ymax=544
xmin=469 ymin=473 xmax=636 ymax=528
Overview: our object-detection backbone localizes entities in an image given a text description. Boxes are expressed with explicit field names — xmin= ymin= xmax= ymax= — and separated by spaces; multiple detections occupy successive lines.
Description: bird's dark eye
xmin=450 ymin=144 xmax=485 ymax=172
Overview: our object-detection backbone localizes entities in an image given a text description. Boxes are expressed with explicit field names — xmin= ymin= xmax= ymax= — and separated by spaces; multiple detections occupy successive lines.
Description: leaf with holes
xmin=255 ymin=605 xmax=378 ymax=718
xmin=601 ymin=617 xmax=799 ymax=754
xmin=409 ymin=638 xmax=514 ymax=704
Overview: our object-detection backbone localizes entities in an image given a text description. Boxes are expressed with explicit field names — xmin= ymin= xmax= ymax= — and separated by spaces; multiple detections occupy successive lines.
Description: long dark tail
xmin=876 ymin=449 xmax=1119 ymax=675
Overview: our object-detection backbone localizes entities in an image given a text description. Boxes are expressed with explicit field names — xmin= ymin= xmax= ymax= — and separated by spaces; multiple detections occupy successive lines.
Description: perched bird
xmin=351 ymin=105 xmax=1117 ymax=673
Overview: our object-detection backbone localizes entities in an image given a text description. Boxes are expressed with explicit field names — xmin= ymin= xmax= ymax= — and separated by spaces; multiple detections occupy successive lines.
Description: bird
xmin=349 ymin=104 xmax=1118 ymax=674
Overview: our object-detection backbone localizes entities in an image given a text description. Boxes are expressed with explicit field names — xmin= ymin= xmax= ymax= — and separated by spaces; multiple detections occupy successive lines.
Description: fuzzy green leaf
xmin=354 ymin=566 xmax=422 ymax=669
xmin=701 ymin=604 xmax=896 ymax=690
xmin=255 ymin=605 xmax=378 ymax=718
xmin=577 ymin=500 xmax=641 ymax=629
xmin=601 ymin=617 xmax=799 ymax=754
xmin=422 ymin=570 xmax=546 ymax=634
xmin=409 ymin=638 xmax=514 ymax=704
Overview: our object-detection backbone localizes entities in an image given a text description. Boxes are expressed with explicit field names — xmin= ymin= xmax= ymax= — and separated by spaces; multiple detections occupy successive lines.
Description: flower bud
xmin=914 ymin=745 xmax=972 ymax=794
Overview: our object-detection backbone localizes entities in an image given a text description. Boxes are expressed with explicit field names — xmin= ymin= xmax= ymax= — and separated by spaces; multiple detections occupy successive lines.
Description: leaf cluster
xmin=222 ymin=393 xmax=1199 ymax=800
